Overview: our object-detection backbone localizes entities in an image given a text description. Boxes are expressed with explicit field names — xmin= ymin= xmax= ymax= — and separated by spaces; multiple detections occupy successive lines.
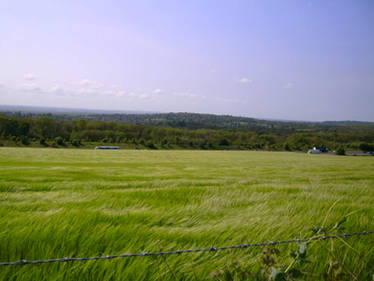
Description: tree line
xmin=0 ymin=114 xmax=373 ymax=152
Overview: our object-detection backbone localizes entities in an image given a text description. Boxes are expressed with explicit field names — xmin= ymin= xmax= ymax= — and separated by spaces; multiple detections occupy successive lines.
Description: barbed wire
xmin=0 ymin=231 xmax=372 ymax=267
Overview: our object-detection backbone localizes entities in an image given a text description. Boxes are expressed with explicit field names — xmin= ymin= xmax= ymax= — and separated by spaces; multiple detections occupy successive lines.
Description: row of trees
xmin=0 ymin=115 xmax=373 ymax=151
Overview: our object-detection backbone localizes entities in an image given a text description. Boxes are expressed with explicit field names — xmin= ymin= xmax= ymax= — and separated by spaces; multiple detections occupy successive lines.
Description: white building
xmin=307 ymin=147 xmax=321 ymax=154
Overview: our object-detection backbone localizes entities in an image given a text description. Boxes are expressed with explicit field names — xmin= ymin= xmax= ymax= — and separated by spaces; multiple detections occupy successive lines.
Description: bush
xmin=20 ymin=136 xmax=30 ymax=145
xmin=336 ymin=147 xmax=345 ymax=155
xmin=284 ymin=143 xmax=291 ymax=151
xmin=54 ymin=137 xmax=64 ymax=146
xmin=146 ymin=141 xmax=157 ymax=149
xmin=219 ymin=138 xmax=230 ymax=146
xmin=71 ymin=139 xmax=81 ymax=147
xmin=359 ymin=143 xmax=374 ymax=152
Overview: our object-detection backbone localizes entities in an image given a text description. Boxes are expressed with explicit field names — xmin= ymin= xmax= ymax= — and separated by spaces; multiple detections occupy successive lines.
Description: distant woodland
xmin=1 ymin=112 xmax=374 ymax=152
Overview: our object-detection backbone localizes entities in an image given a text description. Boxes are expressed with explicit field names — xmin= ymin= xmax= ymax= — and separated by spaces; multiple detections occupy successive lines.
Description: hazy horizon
xmin=2 ymin=103 xmax=374 ymax=124
xmin=1 ymin=1 xmax=373 ymax=121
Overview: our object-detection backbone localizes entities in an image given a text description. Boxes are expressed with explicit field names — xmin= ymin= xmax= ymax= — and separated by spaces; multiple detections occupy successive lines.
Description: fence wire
xmin=0 ymin=231 xmax=372 ymax=267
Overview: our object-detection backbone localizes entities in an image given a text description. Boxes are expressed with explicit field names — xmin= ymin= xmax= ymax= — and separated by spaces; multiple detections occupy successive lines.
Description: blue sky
xmin=0 ymin=0 xmax=373 ymax=121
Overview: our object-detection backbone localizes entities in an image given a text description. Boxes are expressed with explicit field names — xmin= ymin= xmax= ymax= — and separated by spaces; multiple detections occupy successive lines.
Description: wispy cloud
xmin=139 ymin=93 xmax=149 ymax=99
xmin=152 ymin=89 xmax=162 ymax=94
xmin=114 ymin=90 xmax=127 ymax=97
xmin=20 ymin=82 xmax=41 ymax=92
xmin=24 ymin=73 xmax=36 ymax=81
xmin=47 ymin=85 xmax=69 ymax=96
xmin=215 ymin=96 xmax=240 ymax=103
xmin=6 ymin=78 xmax=208 ymax=105
xmin=172 ymin=91 xmax=199 ymax=98
xmin=284 ymin=82 xmax=295 ymax=89
xmin=238 ymin=77 xmax=252 ymax=84
xmin=79 ymin=79 xmax=103 ymax=89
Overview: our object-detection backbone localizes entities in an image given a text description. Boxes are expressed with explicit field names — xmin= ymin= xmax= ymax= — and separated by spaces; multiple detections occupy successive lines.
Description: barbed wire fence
xmin=0 ymin=231 xmax=372 ymax=267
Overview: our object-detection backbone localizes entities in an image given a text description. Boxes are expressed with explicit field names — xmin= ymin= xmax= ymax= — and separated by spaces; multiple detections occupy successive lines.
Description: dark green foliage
xmin=359 ymin=143 xmax=374 ymax=152
xmin=39 ymin=138 xmax=47 ymax=146
xmin=54 ymin=136 xmax=64 ymax=146
xmin=146 ymin=141 xmax=157 ymax=149
xmin=0 ymin=114 xmax=374 ymax=151
xmin=71 ymin=139 xmax=81 ymax=147
xmin=219 ymin=138 xmax=230 ymax=146
xmin=336 ymin=147 xmax=345 ymax=156
xmin=20 ymin=136 xmax=30 ymax=145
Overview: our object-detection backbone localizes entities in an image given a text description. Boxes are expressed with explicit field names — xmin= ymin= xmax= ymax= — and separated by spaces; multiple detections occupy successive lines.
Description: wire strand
xmin=0 ymin=231 xmax=372 ymax=267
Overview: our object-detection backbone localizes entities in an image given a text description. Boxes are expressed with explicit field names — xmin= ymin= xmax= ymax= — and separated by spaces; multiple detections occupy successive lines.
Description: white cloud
xmin=24 ymin=73 xmax=36 ymax=81
xmin=78 ymin=87 xmax=100 ymax=96
xmin=0 ymin=82 xmax=4 ymax=88
xmin=10 ymin=78 xmax=206 ymax=103
xmin=152 ymin=89 xmax=162 ymax=94
xmin=49 ymin=85 xmax=61 ymax=92
xmin=115 ymin=90 xmax=127 ymax=97
xmin=79 ymin=79 xmax=91 ymax=86
xmin=139 ymin=93 xmax=149 ymax=99
xmin=20 ymin=82 xmax=41 ymax=92
xmin=79 ymin=79 xmax=102 ymax=89
xmin=238 ymin=77 xmax=252 ymax=84
xmin=172 ymin=92 xmax=199 ymax=98
xmin=284 ymin=82 xmax=295 ymax=89
xmin=48 ymin=85 xmax=70 ymax=96
xmin=75 ymin=80 xmax=108 ymax=97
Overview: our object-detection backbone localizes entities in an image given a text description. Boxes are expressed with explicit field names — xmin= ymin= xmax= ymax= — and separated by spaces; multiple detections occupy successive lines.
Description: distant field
xmin=0 ymin=148 xmax=373 ymax=280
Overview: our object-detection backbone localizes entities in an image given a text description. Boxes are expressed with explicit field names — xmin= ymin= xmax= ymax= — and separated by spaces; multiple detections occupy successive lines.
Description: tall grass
xmin=0 ymin=148 xmax=373 ymax=280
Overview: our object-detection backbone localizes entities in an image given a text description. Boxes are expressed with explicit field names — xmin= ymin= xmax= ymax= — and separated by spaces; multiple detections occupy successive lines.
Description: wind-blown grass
xmin=0 ymin=148 xmax=373 ymax=280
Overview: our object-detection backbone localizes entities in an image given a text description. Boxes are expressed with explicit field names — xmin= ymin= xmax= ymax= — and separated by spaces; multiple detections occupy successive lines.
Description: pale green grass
xmin=0 ymin=148 xmax=373 ymax=280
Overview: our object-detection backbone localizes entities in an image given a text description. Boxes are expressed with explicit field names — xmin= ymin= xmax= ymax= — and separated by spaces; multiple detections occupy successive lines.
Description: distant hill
xmin=1 ymin=105 xmax=373 ymax=135
xmin=0 ymin=105 xmax=153 ymax=115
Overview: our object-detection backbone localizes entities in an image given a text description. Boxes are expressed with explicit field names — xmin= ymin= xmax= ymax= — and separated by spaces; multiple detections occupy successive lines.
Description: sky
xmin=0 ymin=0 xmax=373 ymax=121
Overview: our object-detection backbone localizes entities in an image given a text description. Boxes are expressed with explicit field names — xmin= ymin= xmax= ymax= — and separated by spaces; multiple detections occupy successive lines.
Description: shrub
xmin=219 ymin=138 xmax=230 ymax=146
xmin=71 ymin=139 xmax=81 ymax=147
xmin=54 ymin=137 xmax=64 ymax=146
xmin=284 ymin=143 xmax=291 ymax=151
xmin=336 ymin=147 xmax=345 ymax=155
xmin=359 ymin=143 xmax=374 ymax=152
xmin=20 ymin=136 xmax=30 ymax=145
xmin=146 ymin=141 xmax=157 ymax=149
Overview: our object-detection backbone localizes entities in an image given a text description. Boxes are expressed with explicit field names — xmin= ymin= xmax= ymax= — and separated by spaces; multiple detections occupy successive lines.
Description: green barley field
xmin=0 ymin=147 xmax=373 ymax=280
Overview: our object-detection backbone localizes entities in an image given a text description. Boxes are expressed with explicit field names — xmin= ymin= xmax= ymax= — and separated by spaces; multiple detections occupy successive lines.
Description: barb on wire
xmin=0 ymin=231 xmax=372 ymax=267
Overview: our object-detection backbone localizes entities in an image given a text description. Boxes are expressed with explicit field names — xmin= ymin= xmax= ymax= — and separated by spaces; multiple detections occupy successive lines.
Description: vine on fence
xmin=209 ymin=218 xmax=372 ymax=281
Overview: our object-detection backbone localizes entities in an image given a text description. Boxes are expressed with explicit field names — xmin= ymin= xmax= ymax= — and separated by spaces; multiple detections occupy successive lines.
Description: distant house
xmin=307 ymin=147 xmax=321 ymax=154
xmin=95 ymin=146 xmax=120 ymax=150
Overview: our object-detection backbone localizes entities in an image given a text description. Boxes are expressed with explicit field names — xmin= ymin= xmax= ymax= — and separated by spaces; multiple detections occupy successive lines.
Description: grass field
xmin=0 ymin=148 xmax=373 ymax=280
